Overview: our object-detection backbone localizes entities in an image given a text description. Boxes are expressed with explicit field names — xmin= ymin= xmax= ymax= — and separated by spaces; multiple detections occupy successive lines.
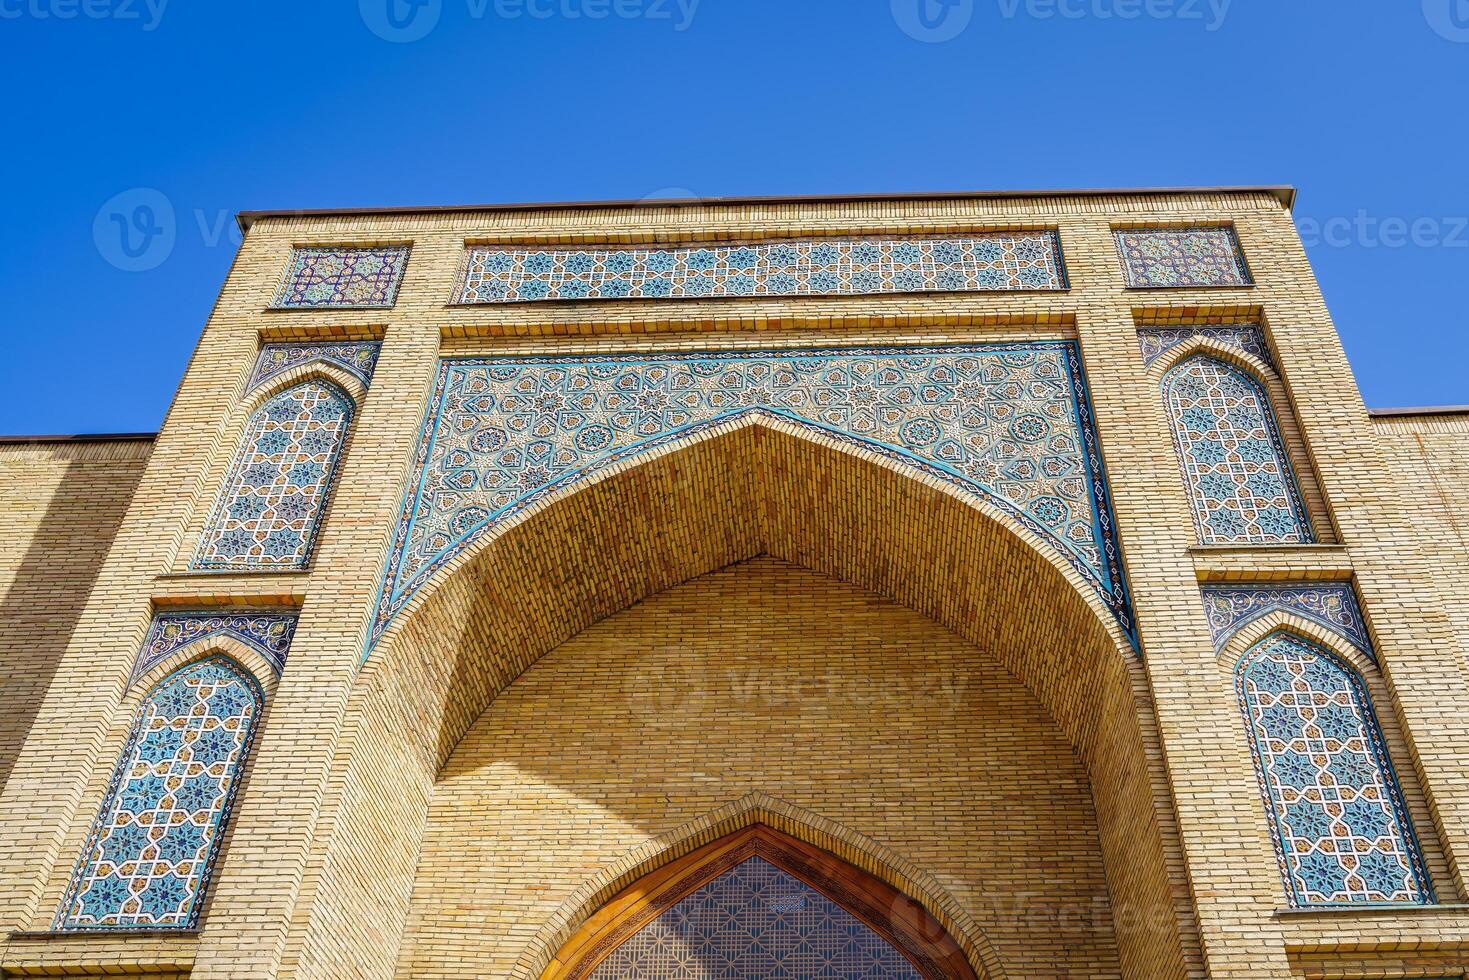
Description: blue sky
xmin=1 ymin=0 xmax=1465 ymax=433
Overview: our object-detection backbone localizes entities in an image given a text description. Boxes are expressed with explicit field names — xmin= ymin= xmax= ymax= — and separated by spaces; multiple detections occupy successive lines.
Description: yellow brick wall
xmin=0 ymin=438 xmax=151 ymax=794
xmin=2 ymin=190 xmax=1468 ymax=980
xmin=398 ymin=558 xmax=1122 ymax=979
xmin=1373 ymin=411 xmax=1469 ymax=669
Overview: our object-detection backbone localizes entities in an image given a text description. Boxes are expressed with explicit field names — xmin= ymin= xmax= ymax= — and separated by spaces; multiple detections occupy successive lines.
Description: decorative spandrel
xmin=370 ymin=342 xmax=1133 ymax=653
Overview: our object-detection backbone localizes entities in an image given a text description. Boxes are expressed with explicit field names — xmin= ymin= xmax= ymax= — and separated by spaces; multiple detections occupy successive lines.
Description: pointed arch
xmin=1234 ymin=631 xmax=1433 ymax=907
xmin=55 ymin=654 xmax=264 ymax=930
xmin=298 ymin=423 xmax=1197 ymax=980
xmin=542 ymin=825 xmax=984 ymax=980
xmin=515 ymin=793 xmax=1005 ymax=980
xmin=1161 ymin=353 xmax=1314 ymax=545
xmin=193 ymin=377 xmax=356 ymax=570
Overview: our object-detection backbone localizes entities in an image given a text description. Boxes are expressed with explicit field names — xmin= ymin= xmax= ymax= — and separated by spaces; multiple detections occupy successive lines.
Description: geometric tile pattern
xmin=369 ymin=342 xmax=1133 ymax=652
xmin=587 ymin=856 xmax=923 ymax=980
xmin=246 ymin=341 xmax=381 ymax=394
xmin=131 ymin=610 xmax=298 ymax=686
xmin=55 ymin=656 xmax=264 ymax=930
xmin=271 ymin=246 xmax=409 ymax=309
xmin=1115 ymin=226 xmax=1253 ymax=288
xmin=1138 ymin=323 xmax=1274 ymax=371
xmin=1236 ymin=633 xmax=1432 ymax=907
xmin=1162 ymin=355 xmax=1313 ymax=545
xmin=455 ymin=233 xmax=1067 ymax=304
xmin=1202 ymin=584 xmax=1373 ymax=663
xmin=193 ymin=380 xmax=355 ymax=570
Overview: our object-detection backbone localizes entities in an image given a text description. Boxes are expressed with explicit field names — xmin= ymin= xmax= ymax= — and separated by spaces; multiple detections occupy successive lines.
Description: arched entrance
xmin=283 ymin=421 xmax=1199 ymax=979
xmin=543 ymin=825 xmax=979 ymax=980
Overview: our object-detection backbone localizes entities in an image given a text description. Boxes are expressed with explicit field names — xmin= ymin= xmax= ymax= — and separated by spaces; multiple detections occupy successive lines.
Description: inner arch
xmin=547 ymin=826 xmax=980 ymax=980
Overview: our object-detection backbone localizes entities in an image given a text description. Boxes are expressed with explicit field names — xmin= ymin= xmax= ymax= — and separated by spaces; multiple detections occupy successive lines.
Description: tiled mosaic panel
xmin=455 ymin=233 xmax=1066 ymax=304
xmin=1202 ymin=584 xmax=1372 ymax=662
xmin=132 ymin=611 xmax=297 ymax=685
xmin=1138 ymin=324 xmax=1274 ymax=371
xmin=193 ymin=381 xmax=354 ymax=570
xmin=1162 ymin=355 xmax=1312 ymax=545
xmin=272 ymin=246 xmax=409 ymax=309
xmin=248 ymin=341 xmax=381 ymax=393
xmin=1115 ymin=226 xmax=1252 ymax=288
xmin=371 ymin=343 xmax=1131 ymax=650
xmin=56 ymin=657 xmax=263 ymax=930
xmin=1237 ymin=633 xmax=1430 ymax=906
xmin=588 ymin=856 xmax=923 ymax=980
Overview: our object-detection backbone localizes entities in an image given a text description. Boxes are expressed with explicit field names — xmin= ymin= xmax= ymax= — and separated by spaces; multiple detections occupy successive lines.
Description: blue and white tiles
xmin=370 ymin=342 xmax=1133 ymax=650
xmin=1237 ymin=633 xmax=1431 ymax=907
xmin=455 ymin=234 xmax=1067 ymax=304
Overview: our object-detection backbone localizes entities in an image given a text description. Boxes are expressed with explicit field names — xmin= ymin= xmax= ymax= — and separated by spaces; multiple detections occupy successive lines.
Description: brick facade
xmin=0 ymin=189 xmax=1466 ymax=979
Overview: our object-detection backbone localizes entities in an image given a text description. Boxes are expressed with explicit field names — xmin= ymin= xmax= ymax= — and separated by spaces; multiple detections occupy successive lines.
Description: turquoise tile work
xmin=1162 ymin=355 xmax=1312 ymax=544
xmin=456 ymin=233 xmax=1067 ymax=303
xmin=1237 ymin=633 xmax=1432 ymax=907
xmin=193 ymin=380 xmax=355 ymax=570
xmin=369 ymin=342 xmax=1133 ymax=653
xmin=56 ymin=657 xmax=264 ymax=930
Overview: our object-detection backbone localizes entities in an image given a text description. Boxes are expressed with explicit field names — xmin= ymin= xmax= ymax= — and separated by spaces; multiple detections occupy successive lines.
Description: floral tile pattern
xmin=247 ymin=342 xmax=381 ymax=394
xmin=1115 ymin=227 xmax=1253 ymax=288
xmin=131 ymin=611 xmax=297 ymax=686
xmin=588 ymin=856 xmax=922 ymax=980
xmin=455 ymin=234 xmax=1067 ymax=304
xmin=1138 ymin=324 xmax=1274 ymax=371
xmin=1162 ymin=355 xmax=1312 ymax=544
xmin=272 ymin=246 xmax=409 ymax=309
xmin=1202 ymin=584 xmax=1372 ymax=663
xmin=369 ymin=342 xmax=1132 ymax=653
xmin=193 ymin=380 xmax=355 ymax=570
xmin=1237 ymin=633 xmax=1431 ymax=907
xmin=56 ymin=656 xmax=263 ymax=930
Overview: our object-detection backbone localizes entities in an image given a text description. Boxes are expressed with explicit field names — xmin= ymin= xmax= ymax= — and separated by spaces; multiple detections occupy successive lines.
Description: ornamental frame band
xmin=453 ymin=232 xmax=1069 ymax=304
